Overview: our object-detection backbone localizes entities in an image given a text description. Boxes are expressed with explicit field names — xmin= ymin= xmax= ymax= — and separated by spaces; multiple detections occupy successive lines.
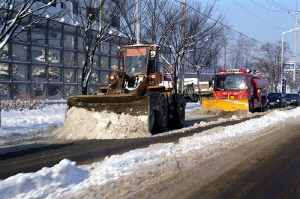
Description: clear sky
xmin=200 ymin=0 xmax=300 ymax=57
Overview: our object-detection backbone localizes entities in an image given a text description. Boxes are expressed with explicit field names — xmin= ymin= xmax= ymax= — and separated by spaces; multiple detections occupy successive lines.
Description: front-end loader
xmin=67 ymin=44 xmax=185 ymax=133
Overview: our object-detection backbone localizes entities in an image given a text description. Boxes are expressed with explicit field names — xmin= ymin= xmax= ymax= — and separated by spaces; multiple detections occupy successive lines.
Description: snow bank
xmin=51 ymin=107 xmax=151 ymax=140
xmin=0 ymin=104 xmax=66 ymax=136
xmin=0 ymin=159 xmax=88 ymax=199
xmin=179 ymin=107 xmax=300 ymax=153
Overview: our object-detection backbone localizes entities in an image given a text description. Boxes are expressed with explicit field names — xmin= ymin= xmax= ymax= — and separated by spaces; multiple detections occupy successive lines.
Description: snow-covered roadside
xmin=0 ymin=106 xmax=300 ymax=198
xmin=0 ymin=104 xmax=66 ymax=136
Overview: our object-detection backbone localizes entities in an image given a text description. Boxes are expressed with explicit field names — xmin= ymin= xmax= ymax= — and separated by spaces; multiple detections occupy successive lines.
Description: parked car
xmin=267 ymin=92 xmax=287 ymax=108
xmin=285 ymin=93 xmax=300 ymax=106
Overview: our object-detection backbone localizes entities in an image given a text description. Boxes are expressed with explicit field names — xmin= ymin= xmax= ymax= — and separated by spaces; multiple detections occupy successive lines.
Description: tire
xmin=260 ymin=98 xmax=266 ymax=112
xmin=169 ymin=94 xmax=185 ymax=129
xmin=249 ymin=98 xmax=254 ymax=113
xmin=146 ymin=92 xmax=156 ymax=132
xmin=152 ymin=94 xmax=168 ymax=133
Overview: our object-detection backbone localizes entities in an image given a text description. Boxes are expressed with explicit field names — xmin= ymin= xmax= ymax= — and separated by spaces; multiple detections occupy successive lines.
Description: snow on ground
xmin=1 ymin=103 xmax=300 ymax=198
xmin=0 ymin=104 xmax=66 ymax=136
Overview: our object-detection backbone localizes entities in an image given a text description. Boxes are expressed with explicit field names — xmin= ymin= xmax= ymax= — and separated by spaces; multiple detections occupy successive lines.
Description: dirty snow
xmin=51 ymin=107 xmax=151 ymax=140
xmin=1 ymin=102 xmax=300 ymax=198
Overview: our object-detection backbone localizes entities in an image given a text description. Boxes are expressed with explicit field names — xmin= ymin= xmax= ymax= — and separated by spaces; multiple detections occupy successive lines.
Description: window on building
xmin=49 ymin=48 xmax=61 ymax=65
xmin=90 ymin=70 xmax=99 ymax=84
xmin=0 ymin=84 xmax=10 ymax=99
xmin=78 ymin=53 xmax=85 ymax=67
xmin=89 ymin=85 xmax=99 ymax=95
xmin=48 ymin=66 xmax=62 ymax=82
xmin=0 ymin=45 xmax=9 ymax=60
xmin=32 ymin=81 xmax=46 ymax=99
xmin=31 ymin=28 xmax=46 ymax=44
xmin=64 ymin=34 xmax=75 ymax=49
xmin=86 ymin=7 xmax=98 ymax=21
xmin=12 ymin=27 xmax=28 ymax=42
xmin=64 ymin=68 xmax=76 ymax=83
xmin=49 ymin=31 xmax=61 ymax=47
xmin=32 ymin=65 xmax=46 ymax=81
xmin=12 ymin=84 xmax=30 ymax=99
xmin=101 ymin=42 xmax=109 ymax=54
xmin=111 ymin=57 xmax=118 ymax=70
xmin=48 ymin=84 xmax=62 ymax=100
xmin=72 ymin=0 xmax=79 ymax=15
xmin=77 ymin=69 xmax=82 ymax=83
xmin=111 ymin=43 xmax=119 ymax=56
xmin=64 ymin=51 xmax=75 ymax=66
xmin=63 ymin=85 xmax=76 ymax=99
xmin=92 ymin=55 xmax=99 ymax=68
xmin=101 ymin=56 xmax=109 ymax=69
xmin=12 ymin=44 xmax=28 ymax=61
xmin=32 ymin=46 xmax=46 ymax=62
xmin=0 ymin=63 xmax=9 ymax=81
xmin=101 ymin=71 xmax=109 ymax=84
xmin=77 ymin=37 xmax=84 ymax=51
xmin=110 ymin=14 xmax=120 ymax=28
xmin=77 ymin=85 xmax=82 ymax=95
xmin=13 ymin=64 xmax=29 ymax=81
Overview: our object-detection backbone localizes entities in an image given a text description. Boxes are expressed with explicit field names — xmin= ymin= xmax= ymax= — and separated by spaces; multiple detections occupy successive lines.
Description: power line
xmin=250 ymin=0 xmax=285 ymax=13
xmin=233 ymin=0 xmax=285 ymax=31
xmin=173 ymin=0 xmax=263 ymax=45
xmin=172 ymin=0 xmax=300 ymax=57
xmin=269 ymin=0 xmax=294 ymax=12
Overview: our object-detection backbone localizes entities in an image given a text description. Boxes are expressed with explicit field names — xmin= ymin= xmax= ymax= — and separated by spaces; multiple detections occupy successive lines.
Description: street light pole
xmin=289 ymin=3 xmax=299 ymax=92
xmin=280 ymin=26 xmax=300 ymax=92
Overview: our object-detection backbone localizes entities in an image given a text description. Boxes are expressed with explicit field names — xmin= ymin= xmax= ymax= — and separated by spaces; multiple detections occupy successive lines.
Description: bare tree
xmin=0 ymin=0 xmax=63 ymax=51
xmin=228 ymin=34 xmax=257 ymax=69
xmin=253 ymin=41 xmax=290 ymax=92
xmin=62 ymin=0 xmax=135 ymax=94
xmin=165 ymin=2 xmax=223 ymax=74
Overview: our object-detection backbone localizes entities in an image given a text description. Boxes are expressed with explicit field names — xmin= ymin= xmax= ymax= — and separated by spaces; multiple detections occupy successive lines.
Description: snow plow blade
xmin=67 ymin=95 xmax=149 ymax=117
xmin=202 ymin=98 xmax=249 ymax=112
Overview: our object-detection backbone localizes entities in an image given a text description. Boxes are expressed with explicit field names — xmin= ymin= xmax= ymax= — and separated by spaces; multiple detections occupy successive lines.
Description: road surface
xmin=73 ymin=115 xmax=300 ymax=199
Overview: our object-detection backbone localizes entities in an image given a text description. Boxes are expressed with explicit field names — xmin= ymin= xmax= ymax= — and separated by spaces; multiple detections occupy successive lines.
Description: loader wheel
xmin=146 ymin=92 xmax=157 ymax=132
xmin=170 ymin=94 xmax=185 ymax=129
xmin=153 ymin=94 xmax=169 ymax=133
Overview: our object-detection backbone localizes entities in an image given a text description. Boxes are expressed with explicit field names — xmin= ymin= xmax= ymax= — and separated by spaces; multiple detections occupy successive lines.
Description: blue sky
xmin=201 ymin=0 xmax=299 ymax=52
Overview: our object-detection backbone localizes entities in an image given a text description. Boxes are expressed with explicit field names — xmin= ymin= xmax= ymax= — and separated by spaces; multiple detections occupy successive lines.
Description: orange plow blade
xmin=202 ymin=98 xmax=249 ymax=112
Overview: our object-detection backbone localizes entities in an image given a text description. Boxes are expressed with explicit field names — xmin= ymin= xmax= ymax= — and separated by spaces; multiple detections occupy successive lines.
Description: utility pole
xmin=136 ymin=0 xmax=140 ymax=44
xmin=179 ymin=0 xmax=186 ymax=93
xmin=289 ymin=2 xmax=298 ymax=92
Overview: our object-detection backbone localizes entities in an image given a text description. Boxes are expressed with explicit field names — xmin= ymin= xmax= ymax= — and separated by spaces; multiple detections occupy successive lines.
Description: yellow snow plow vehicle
xmin=202 ymin=69 xmax=267 ymax=112
xmin=67 ymin=45 xmax=185 ymax=133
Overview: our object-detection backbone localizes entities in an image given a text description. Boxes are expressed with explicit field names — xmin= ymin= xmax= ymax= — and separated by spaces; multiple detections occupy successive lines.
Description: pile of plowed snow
xmin=51 ymin=107 xmax=151 ymax=140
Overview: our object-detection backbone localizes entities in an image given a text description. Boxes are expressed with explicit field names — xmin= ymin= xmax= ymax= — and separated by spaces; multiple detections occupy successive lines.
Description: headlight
xmin=151 ymin=74 xmax=156 ymax=79
xmin=110 ymin=75 xmax=115 ymax=80
xmin=276 ymin=100 xmax=280 ymax=102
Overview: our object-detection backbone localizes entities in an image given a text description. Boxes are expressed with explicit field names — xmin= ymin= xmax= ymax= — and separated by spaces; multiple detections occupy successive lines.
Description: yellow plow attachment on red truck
xmin=202 ymin=98 xmax=249 ymax=112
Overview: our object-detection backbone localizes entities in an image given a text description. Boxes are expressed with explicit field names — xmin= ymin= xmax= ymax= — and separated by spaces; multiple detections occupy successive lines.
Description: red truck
xmin=202 ymin=69 xmax=267 ymax=112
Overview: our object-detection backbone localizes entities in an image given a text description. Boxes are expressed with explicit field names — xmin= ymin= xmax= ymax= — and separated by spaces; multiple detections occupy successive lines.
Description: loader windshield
xmin=215 ymin=74 xmax=247 ymax=91
xmin=124 ymin=47 xmax=148 ymax=76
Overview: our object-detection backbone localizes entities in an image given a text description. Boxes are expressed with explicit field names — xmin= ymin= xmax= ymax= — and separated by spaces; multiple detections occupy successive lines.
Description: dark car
xmin=267 ymin=92 xmax=287 ymax=108
xmin=285 ymin=93 xmax=300 ymax=106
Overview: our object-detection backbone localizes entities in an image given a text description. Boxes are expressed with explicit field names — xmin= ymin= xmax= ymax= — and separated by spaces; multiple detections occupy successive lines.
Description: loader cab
xmin=124 ymin=46 xmax=149 ymax=76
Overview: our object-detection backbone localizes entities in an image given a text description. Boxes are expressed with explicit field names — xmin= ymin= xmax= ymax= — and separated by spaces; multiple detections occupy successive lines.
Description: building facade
xmin=0 ymin=18 xmax=131 ymax=100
